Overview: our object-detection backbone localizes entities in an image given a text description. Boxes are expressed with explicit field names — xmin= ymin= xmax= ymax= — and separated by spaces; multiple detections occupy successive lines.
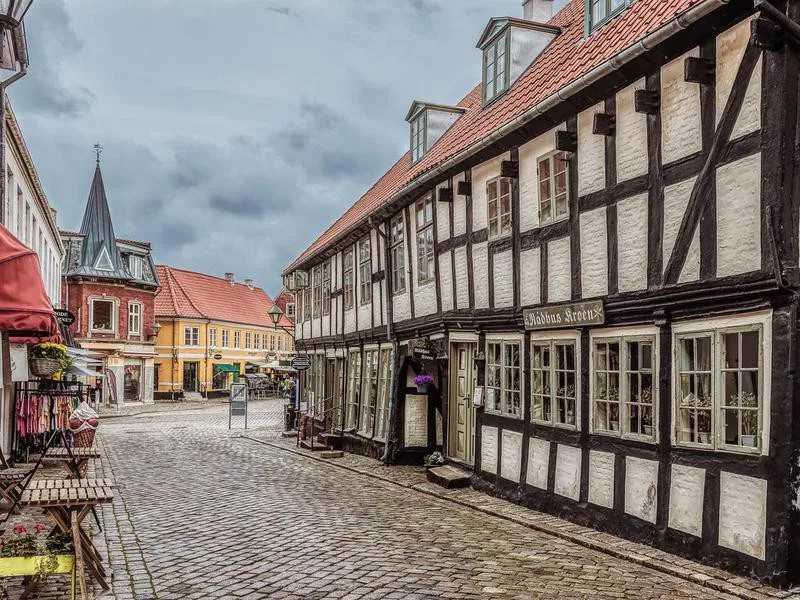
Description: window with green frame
xmin=410 ymin=111 xmax=426 ymax=163
xmin=586 ymin=0 xmax=634 ymax=34
xmin=483 ymin=32 xmax=509 ymax=104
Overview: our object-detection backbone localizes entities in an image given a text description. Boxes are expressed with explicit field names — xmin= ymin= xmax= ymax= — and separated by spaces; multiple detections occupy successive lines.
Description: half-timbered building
xmin=282 ymin=0 xmax=800 ymax=586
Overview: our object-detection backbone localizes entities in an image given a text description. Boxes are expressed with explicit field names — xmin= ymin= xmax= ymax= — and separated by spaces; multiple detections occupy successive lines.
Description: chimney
xmin=522 ymin=0 xmax=553 ymax=22
xmin=224 ymin=272 xmax=235 ymax=285
xmin=244 ymin=278 xmax=254 ymax=290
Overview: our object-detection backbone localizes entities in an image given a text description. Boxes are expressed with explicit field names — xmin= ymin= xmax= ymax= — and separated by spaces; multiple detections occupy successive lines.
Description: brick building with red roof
xmin=153 ymin=266 xmax=293 ymax=397
xmin=280 ymin=0 xmax=800 ymax=585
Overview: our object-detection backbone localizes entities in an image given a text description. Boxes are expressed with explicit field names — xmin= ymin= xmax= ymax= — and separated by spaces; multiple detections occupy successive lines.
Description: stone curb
xmin=240 ymin=435 xmax=796 ymax=600
xmin=99 ymin=402 xmax=228 ymax=420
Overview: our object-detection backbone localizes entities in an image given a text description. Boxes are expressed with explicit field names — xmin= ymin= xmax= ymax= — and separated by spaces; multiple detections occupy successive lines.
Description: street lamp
xmin=268 ymin=305 xmax=283 ymax=328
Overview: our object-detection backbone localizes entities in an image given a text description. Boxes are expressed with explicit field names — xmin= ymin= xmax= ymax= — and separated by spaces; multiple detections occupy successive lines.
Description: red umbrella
xmin=0 ymin=223 xmax=59 ymax=344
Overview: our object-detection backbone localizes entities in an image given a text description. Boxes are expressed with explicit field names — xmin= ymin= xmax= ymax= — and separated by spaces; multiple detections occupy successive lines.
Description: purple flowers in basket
xmin=413 ymin=374 xmax=435 ymax=387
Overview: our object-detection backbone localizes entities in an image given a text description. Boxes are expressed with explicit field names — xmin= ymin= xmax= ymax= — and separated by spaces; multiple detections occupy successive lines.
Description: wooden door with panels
xmin=448 ymin=343 xmax=476 ymax=464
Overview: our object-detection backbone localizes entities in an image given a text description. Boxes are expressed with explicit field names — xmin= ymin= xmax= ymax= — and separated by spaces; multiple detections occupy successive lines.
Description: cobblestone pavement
xmin=90 ymin=399 xmax=795 ymax=600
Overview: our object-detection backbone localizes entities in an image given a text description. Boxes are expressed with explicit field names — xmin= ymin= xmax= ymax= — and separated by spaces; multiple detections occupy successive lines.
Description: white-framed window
xmin=184 ymin=326 xmax=200 ymax=346
xmin=374 ymin=348 xmax=391 ymax=440
xmin=483 ymin=31 xmax=509 ymax=104
xmin=359 ymin=349 xmax=379 ymax=437
xmin=322 ymin=262 xmax=331 ymax=316
xmin=312 ymin=265 xmax=322 ymax=318
xmin=532 ymin=337 xmax=578 ymax=428
xmin=254 ymin=334 xmax=260 ymax=350
xmin=345 ymin=351 xmax=362 ymax=430
xmin=486 ymin=338 xmax=522 ymax=418
xmin=127 ymin=302 xmax=142 ymax=337
xmin=411 ymin=110 xmax=426 ymax=163
xmin=359 ymin=238 xmax=372 ymax=305
xmin=209 ymin=328 xmax=218 ymax=347
xmin=286 ymin=302 xmax=296 ymax=318
xmin=390 ymin=214 xmax=406 ymax=294
xmin=343 ymin=249 xmax=355 ymax=310
xmin=302 ymin=286 xmax=312 ymax=323
xmin=245 ymin=332 xmax=251 ymax=349
xmin=487 ymin=177 xmax=512 ymax=239
xmin=222 ymin=330 xmax=229 ymax=348
xmin=416 ymin=196 xmax=434 ymax=284
xmin=234 ymin=331 xmax=241 ymax=349
xmin=675 ymin=323 xmax=764 ymax=452
xmin=128 ymin=255 xmax=143 ymax=279
xmin=538 ymin=151 xmax=569 ymax=226
xmin=90 ymin=298 xmax=116 ymax=332
xmin=591 ymin=333 xmax=657 ymax=441
xmin=270 ymin=335 xmax=275 ymax=351
xmin=588 ymin=0 xmax=632 ymax=33
xmin=278 ymin=337 xmax=283 ymax=352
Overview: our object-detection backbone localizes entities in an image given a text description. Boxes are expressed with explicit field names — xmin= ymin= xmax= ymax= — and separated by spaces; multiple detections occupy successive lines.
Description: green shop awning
xmin=214 ymin=364 xmax=240 ymax=373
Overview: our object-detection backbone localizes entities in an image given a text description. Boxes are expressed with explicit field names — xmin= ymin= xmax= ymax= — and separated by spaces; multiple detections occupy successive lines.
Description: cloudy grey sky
xmin=11 ymin=0 xmax=568 ymax=296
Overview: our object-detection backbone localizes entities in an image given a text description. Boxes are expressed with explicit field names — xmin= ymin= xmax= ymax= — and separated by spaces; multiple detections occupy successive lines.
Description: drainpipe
xmin=754 ymin=0 xmax=800 ymax=42
xmin=286 ymin=0 xmax=732 ymax=273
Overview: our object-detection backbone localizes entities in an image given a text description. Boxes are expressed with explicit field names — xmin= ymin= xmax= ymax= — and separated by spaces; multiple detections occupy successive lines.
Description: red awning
xmin=0 ymin=223 xmax=59 ymax=344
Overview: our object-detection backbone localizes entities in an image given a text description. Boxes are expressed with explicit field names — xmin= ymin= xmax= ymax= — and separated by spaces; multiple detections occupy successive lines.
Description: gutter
xmin=285 ymin=0 xmax=731 ymax=274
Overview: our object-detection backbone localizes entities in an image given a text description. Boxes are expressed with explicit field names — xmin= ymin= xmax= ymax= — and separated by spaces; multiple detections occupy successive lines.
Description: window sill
xmin=416 ymin=279 xmax=435 ymax=289
xmin=532 ymin=419 xmax=579 ymax=431
xmin=392 ymin=289 xmax=407 ymax=297
xmin=484 ymin=410 xmax=522 ymax=420
xmin=538 ymin=215 xmax=569 ymax=230
xmin=591 ymin=429 xmax=657 ymax=444
xmin=488 ymin=232 xmax=512 ymax=243
xmin=675 ymin=440 xmax=761 ymax=455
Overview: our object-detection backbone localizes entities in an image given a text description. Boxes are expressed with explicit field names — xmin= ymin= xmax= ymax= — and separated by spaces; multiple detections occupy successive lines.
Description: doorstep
xmin=426 ymin=465 xmax=472 ymax=489
xmin=240 ymin=434 xmax=795 ymax=600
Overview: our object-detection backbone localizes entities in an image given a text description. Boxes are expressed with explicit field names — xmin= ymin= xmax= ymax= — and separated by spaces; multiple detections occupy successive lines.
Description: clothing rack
xmin=12 ymin=381 xmax=89 ymax=463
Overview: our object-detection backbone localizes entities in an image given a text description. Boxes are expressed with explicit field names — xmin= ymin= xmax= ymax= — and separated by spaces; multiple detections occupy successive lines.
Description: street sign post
xmin=291 ymin=355 xmax=311 ymax=372
xmin=229 ymin=382 xmax=248 ymax=429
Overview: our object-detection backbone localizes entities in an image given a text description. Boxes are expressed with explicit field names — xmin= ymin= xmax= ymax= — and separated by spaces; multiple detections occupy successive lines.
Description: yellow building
xmin=154 ymin=266 xmax=294 ymax=397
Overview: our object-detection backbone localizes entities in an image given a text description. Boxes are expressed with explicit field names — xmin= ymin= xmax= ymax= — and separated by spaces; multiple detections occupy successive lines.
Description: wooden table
xmin=20 ymin=479 xmax=114 ymax=600
xmin=43 ymin=448 xmax=101 ymax=478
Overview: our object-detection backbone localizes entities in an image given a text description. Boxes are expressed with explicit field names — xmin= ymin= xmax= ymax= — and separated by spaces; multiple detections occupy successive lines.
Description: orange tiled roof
xmin=155 ymin=265 xmax=294 ymax=329
xmin=286 ymin=0 xmax=701 ymax=271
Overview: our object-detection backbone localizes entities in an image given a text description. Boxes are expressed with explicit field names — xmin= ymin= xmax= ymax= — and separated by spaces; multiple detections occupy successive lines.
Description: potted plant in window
xmin=413 ymin=373 xmax=435 ymax=394
xmin=28 ymin=343 xmax=71 ymax=379
xmin=696 ymin=393 xmax=712 ymax=444
xmin=608 ymin=388 xmax=620 ymax=431
xmin=738 ymin=392 xmax=759 ymax=448
xmin=640 ymin=387 xmax=653 ymax=436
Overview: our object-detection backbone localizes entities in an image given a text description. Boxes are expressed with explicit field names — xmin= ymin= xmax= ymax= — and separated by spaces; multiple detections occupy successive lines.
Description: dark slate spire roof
xmin=77 ymin=164 xmax=126 ymax=277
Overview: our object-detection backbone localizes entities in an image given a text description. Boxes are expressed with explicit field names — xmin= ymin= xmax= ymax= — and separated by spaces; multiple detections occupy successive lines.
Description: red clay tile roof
xmin=286 ymin=0 xmax=702 ymax=272
xmin=155 ymin=265 xmax=293 ymax=328
xmin=273 ymin=288 xmax=295 ymax=318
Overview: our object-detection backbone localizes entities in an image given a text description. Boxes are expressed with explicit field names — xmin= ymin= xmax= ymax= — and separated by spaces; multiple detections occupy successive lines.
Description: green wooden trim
xmin=482 ymin=31 xmax=511 ymax=107
xmin=585 ymin=0 xmax=636 ymax=38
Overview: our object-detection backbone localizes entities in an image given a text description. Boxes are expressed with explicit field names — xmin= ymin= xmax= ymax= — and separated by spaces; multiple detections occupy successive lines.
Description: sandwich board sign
xmin=229 ymin=382 xmax=248 ymax=429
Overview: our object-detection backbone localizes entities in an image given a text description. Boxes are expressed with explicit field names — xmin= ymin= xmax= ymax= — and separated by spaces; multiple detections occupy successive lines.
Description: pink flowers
xmin=34 ymin=524 xmax=47 ymax=533
xmin=12 ymin=525 xmax=27 ymax=534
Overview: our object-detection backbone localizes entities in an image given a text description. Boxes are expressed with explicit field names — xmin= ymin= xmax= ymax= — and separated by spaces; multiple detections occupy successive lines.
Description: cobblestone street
xmin=86 ymin=400 xmax=788 ymax=600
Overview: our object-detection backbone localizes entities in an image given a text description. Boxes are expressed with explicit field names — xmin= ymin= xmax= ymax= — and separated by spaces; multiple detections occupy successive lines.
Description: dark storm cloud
xmin=9 ymin=0 xmax=569 ymax=294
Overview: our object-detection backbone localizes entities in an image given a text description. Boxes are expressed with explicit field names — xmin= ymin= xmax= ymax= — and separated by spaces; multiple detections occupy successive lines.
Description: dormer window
xmin=586 ymin=0 xmax=634 ymax=34
xmin=405 ymin=102 xmax=465 ymax=164
xmin=483 ymin=32 xmax=509 ymax=104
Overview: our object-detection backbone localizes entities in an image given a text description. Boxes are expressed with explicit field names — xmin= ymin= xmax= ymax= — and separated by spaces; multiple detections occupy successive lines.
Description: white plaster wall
xmin=302 ymin=321 xmax=311 ymax=339
xmin=357 ymin=303 xmax=371 ymax=331
xmin=662 ymin=49 xmax=703 ymax=165
xmin=625 ymin=457 xmax=658 ymax=524
xmin=481 ymin=425 xmax=499 ymax=475
xmin=519 ymin=125 xmax=562 ymax=232
xmin=668 ymin=464 xmax=705 ymax=537
xmin=473 ymin=242 xmax=489 ymax=309
xmin=718 ymin=472 xmax=767 ymax=560
xmin=493 ymin=249 xmax=514 ymax=308
xmin=436 ymin=184 xmax=451 ymax=241
xmin=453 ymin=194 xmax=467 ymax=237
xmin=344 ymin=309 xmax=356 ymax=334
xmin=526 ymin=437 xmax=550 ymax=490
xmin=500 ymin=430 xmax=523 ymax=483
xmin=520 ymin=248 xmax=541 ymax=307
xmin=616 ymin=79 xmax=649 ymax=183
xmin=321 ymin=312 xmax=330 ymax=337
xmin=717 ymin=17 xmax=761 ymax=140
xmin=717 ymin=153 xmax=761 ymax=278
xmin=454 ymin=246 xmax=470 ymax=309
xmin=617 ymin=193 xmax=648 ymax=293
xmin=472 ymin=154 xmax=507 ymax=232
xmin=548 ymin=237 xmax=571 ymax=303
xmin=393 ymin=291 xmax=411 ymax=323
xmin=372 ymin=282 xmax=383 ymax=327
xmin=663 ymin=176 xmax=700 ymax=283
xmin=580 ymin=207 xmax=608 ymax=298
xmin=578 ymin=103 xmax=606 ymax=196
xmin=554 ymin=444 xmax=581 ymax=501
xmin=439 ymin=251 xmax=454 ymax=312
xmin=588 ymin=450 xmax=615 ymax=509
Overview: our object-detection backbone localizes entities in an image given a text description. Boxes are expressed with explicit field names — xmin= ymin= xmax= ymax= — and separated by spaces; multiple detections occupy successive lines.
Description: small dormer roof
xmin=404 ymin=101 xmax=466 ymax=123
xmin=476 ymin=16 xmax=560 ymax=49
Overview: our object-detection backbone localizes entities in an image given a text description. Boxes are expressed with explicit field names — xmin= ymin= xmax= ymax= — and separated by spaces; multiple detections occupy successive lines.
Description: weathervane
xmin=93 ymin=142 xmax=103 ymax=165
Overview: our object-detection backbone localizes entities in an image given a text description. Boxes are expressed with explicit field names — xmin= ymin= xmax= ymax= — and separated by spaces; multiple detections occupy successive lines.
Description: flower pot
xmin=29 ymin=358 xmax=61 ymax=378
xmin=741 ymin=434 xmax=757 ymax=448
xmin=697 ymin=432 xmax=710 ymax=444
xmin=643 ymin=425 xmax=653 ymax=436
xmin=610 ymin=421 xmax=619 ymax=432
xmin=416 ymin=384 xmax=431 ymax=394
xmin=0 ymin=554 xmax=74 ymax=576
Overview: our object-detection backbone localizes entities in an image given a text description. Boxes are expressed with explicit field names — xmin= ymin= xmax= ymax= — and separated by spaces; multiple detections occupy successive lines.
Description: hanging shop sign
xmin=291 ymin=355 xmax=310 ymax=371
xmin=412 ymin=346 xmax=435 ymax=361
xmin=523 ymin=300 xmax=605 ymax=330
xmin=213 ymin=353 xmax=223 ymax=360
xmin=53 ymin=309 xmax=76 ymax=326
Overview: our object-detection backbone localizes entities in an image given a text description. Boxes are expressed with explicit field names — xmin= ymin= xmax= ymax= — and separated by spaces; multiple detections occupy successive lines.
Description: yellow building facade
xmin=154 ymin=267 xmax=294 ymax=396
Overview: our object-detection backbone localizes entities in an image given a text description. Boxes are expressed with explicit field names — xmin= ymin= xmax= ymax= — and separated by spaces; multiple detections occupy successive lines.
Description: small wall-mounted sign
xmin=412 ymin=346 xmax=435 ymax=361
xmin=54 ymin=309 xmax=76 ymax=326
xmin=473 ymin=386 xmax=484 ymax=407
xmin=213 ymin=353 xmax=223 ymax=360
xmin=292 ymin=355 xmax=311 ymax=371
xmin=524 ymin=300 xmax=605 ymax=330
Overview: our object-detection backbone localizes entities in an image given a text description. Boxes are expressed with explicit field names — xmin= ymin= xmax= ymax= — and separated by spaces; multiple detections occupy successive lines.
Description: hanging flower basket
xmin=28 ymin=358 xmax=62 ymax=378
xmin=28 ymin=343 xmax=71 ymax=378
xmin=413 ymin=374 xmax=435 ymax=394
